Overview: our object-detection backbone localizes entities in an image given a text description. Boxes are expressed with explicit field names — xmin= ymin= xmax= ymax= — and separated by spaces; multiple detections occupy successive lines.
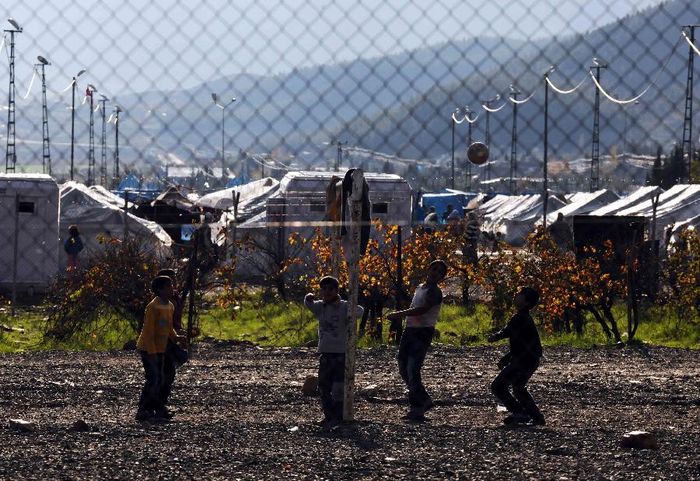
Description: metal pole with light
xmin=543 ymin=66 xmax=555 ymax=230
xmin=4 ymin=18 xmax=22 ymax=173
xmin=481 ymin=94 xmax=500 ymax=181
xmin=99 ymin=94 xmax=109 ymax=185
xmin=36 ymin=56 xmax=51 ymax=175
xmin=509 ymin=85 xmax=520 ymax=195
xmin=70 ymin=69 xmax=86 ymax=181
xmin=465 ymin=106 xmax=475 ymax=191
xmin=590 ymin=58 xmax=607 ymax=192
xmin=113 ymin=105 xmax=121 ymax=187
xmin=450 ymin=107 xmax=461 ymax=189
xmin=211 ymin=93 xmax=236 ymax=179
xmin=86 ymin=84 xmax=97 ymax=185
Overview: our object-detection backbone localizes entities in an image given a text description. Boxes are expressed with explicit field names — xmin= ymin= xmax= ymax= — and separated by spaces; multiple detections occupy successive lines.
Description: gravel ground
xmin=0 ymin=342 xmax=698 ymax=480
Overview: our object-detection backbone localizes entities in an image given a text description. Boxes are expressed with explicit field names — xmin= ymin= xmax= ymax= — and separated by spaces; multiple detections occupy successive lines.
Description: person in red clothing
xmin=135 ymin=276 xmax=185 ymax=422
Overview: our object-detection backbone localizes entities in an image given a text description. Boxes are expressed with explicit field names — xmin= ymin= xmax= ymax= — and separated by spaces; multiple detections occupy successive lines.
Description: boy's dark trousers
xmin=397 ymin=327 xmax=434 ymax=409
xmin=158 ymin=351 xmax=177 ymax=407
xmin=318 ymin=353 xmax=345 ymax=420
xmin=490 ymin=357 xmax=543 ymax=420
xmin=139 ymin=352 xmax=165 ymax=412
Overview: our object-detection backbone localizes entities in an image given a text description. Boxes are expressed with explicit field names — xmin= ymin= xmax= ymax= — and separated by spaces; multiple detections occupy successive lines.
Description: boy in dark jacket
xmin=488 ymin=286 xmax=545 ymax=426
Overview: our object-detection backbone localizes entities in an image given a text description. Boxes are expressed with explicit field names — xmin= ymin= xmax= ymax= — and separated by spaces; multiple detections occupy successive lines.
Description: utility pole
xmin=543 ymin=68 xmax=554 ymax=230
xmin=465 ymin=106 xmax=475 ymax=191
xmin=99 ymin=95 xmax=109 ymax=185
xmin=590 ymin=59 xmax=607 ymax=191
xmin=682 ymin=25 xmax=699 ymax=182
xmin=4 ymin=19 xmax=22 ymax=173
xmin=509 ymin=86 xmax=520 ymax=195
xmin=335 ymin=140 xmax=344 ymax=171
xmin=482 ymin=94 xmax=500 ymax=181
xmin=86 ymin=85 xmax=97 ymax=185
xmin=36 ymin=56 xmax=51 ymax=175
xmin=450 ymin=108 xmax=461 ymax=189
xmin=113 ymin=106 xmax=121 ymax=187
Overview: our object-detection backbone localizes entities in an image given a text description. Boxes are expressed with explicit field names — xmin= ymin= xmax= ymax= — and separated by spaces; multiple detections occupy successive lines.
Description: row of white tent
xmin=475 ymin=185 xmax=700 ymax=246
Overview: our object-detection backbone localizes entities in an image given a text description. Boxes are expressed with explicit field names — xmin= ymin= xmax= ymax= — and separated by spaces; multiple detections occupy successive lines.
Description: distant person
xmin=465 ymin=212 xmax=481 ymax=264
xmin=441 ymin=204 xmax=454 ymax=224
xmin=547 ymin=213 xmax=574 ymax=252
xmin=488 ymin=286 xmax=545 ymax=426
xmin=135 ymin=276 xmax=185 ymax=422
xmin=387 ymin=259 xmax=448 ymax=422
xmin=446 ymin=207 xmax=462 ymax=225
xmin=304 ymin=276 xmax=364 ymax=426
xmin=64 ymin=224 xmax=84 ymax=270
xmin=423 ymin=206 xmax=439 ymax=233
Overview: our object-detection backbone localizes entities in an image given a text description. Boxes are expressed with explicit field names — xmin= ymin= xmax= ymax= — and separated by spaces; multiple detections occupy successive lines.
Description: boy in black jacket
xmin=488 ymin=286 xmax=545 ymax=426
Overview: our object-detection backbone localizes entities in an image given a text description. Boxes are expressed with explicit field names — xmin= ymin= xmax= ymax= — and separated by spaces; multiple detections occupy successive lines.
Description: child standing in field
xmin=156 ymin=268 xmax=189 ymax=416
xmin=135 ymin=275 xmax=185 ymax=422
xmin=387 ymin=259 xmax=448 ymax=422
xmin=488 ymin=286 xmax=545 ymax=426
xmin=304 ymin=276 xmax=363 ymax=426
xmin=63 ymin=224 xmax=84 ymax=270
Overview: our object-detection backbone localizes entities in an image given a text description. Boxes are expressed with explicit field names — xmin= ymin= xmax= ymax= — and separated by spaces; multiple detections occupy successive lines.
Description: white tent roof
xmin=478 ymin=193 xmax=567 ymax=245
xmin=60 ymin=182 xmax=172 ymax=248
xmin=196 ymin=177 xmax=280 ymax=213
xmin=588 ymin=185 xmax=664 ymax=216
xmin=613 ymin=184 xmax=700 ymax=219
xmin=542 ymin=189 xmax=619 ymax=225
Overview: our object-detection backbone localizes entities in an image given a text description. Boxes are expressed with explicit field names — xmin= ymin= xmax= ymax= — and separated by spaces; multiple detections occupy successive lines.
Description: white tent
xmin=588 ymin=185 xmax=664 ymax=216
xmin=542 ymin=189 xmax=619 ymax=225
xmin=612 ymin=184 xmax=700 ymax=240
xmin=196 ymin=177 xmax=280 ymax=217
xmin=479 ymin=193 xmax=567 ymax=245
xmin=59 ymin=182 xmax=172 ymax=266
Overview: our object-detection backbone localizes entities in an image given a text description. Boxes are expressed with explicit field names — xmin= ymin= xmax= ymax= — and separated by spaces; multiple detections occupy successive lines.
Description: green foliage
xmin=44 ymin=237 xmax=168 ymax=342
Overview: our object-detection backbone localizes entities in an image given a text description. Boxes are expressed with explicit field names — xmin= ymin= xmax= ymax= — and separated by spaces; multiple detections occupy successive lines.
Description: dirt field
xmin=0 ymin=342 xmax=698 ymax=480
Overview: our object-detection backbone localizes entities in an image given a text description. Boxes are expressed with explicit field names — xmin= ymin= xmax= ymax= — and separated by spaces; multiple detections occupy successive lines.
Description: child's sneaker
xmin=502 ymin=413 xmax=530 ymax=425
xmin=527 ymin=415 xmax=546 ymax=426
xmin=402 ymin=408 xmax=427 ymax=422
xmin=135 ymin=409 xmax=152 ymax=422
xmin=155 ymin=407 xmax=174 ymax=420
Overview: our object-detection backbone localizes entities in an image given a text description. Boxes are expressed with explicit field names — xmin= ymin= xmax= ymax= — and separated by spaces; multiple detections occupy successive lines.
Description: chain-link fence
xmin=1 ymin=0 xmax=699 ymax=336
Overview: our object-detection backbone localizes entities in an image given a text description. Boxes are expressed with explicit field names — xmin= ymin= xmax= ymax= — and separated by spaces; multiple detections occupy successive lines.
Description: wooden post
xmin=343 ymin=169 xmax=364 ymax=421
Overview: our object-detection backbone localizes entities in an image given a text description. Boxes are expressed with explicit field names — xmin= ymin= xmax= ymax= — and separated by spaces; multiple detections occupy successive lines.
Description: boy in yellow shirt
xmin=135 ymin=276 xmax=184 ymax=421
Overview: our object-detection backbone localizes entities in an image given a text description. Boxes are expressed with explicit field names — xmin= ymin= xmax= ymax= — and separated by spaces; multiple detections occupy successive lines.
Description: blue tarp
xmin=415 ymin=190 xmax=478 ymax=223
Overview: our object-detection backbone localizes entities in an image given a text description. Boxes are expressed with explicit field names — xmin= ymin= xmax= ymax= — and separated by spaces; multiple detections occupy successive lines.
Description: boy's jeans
xmin=397 ymin=327 xmax=435 ymax=409
xmin=139 ymin=352 xmax=164 ymax=412
xmin=318 ymin=353 xmax=345 ymax=420
xmin=490 ymin=358 xmax=543 ymax=420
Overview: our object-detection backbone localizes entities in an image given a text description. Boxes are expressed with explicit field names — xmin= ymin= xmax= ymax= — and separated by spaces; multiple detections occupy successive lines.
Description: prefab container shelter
xmin=0 ymin=174 xmax=60 ymax=294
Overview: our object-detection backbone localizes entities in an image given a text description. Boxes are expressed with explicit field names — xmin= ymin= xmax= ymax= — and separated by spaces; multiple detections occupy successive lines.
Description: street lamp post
xmin=113 ymin=105 xmax=121 ymax=187
xmin=99 ymin=94 xmax=109 ymax=185
xmin=211 ymin=93 xmax=236 ymax=179
xmin=450 ymin=107 xmax=461 ymax=189
xmin=86 ymin=84 xmax=97 ymax=185
xmin=36 ymin=55 xmax=51 ymax=175
xmin=70 ymin=69 xmax=86 ymax=181
xmin=543 ymin=66 xmax=555 ymax=230
xmin=482 ymin=94 xmax=500 ymax=181
xmin=4 ymin=18 xmax=22 ymax=173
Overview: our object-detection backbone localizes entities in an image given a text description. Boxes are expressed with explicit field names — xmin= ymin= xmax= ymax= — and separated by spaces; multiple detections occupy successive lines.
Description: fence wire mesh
xmin=1 ymin=0 xmax=699 ymax=336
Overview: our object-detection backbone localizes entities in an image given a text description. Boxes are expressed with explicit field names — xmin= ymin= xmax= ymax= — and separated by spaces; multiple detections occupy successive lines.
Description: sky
xmin=1 ymin=0 xmax=665 ymax=100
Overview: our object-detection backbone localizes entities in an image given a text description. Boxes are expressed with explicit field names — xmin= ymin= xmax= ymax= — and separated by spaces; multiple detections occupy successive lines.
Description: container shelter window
xmin=372 ymin=202 xmax=388 ymax=214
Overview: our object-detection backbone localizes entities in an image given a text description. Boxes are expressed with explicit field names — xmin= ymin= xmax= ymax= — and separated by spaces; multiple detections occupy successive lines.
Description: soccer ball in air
xmin=467 ymin=142 xmax=489 ymax=165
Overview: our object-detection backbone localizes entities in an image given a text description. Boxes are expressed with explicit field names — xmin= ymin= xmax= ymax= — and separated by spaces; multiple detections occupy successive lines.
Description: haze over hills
xmin=4 ymin=0 xmax=699 ymax=182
